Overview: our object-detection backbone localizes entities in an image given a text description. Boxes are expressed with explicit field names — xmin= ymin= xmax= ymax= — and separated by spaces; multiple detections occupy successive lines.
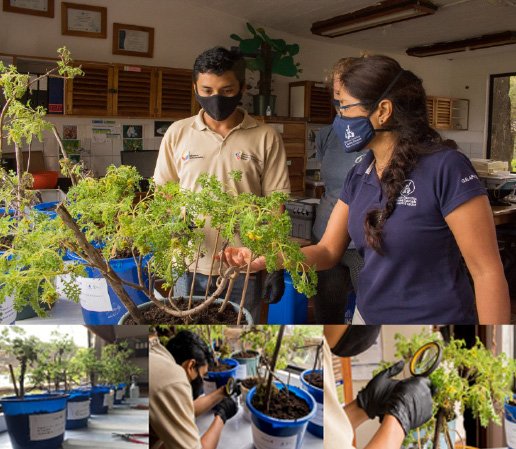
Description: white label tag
xmin=77 ymin=277 xmax=112 ymax=312
xmin=29 ymin=410 xmax=65 ymax=441
xmin=102 ymin=392 xmax=114 ymax=407
xmin=251 ymin=423 xmax=298 ymax=449
xmin=0 ymin=295 xmax=16 ymax=324
xmin=203 ymin=380 xmax=217 ymax=395
xmin=67 ymin=401 xmax=90 ymax=420
xmin=116 ymin=389 xmax=125 ymax=400
xmin=506 ymin=418 xmax=516 ymax=449
xmin=311 ymin=402 xmax=323 ymax=427
xmin=235 ymin=363 xmax=247 ymax=380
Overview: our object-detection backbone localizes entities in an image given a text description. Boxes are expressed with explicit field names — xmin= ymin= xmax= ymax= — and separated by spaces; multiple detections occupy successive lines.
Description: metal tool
xmin=225 ymin=377 xmax=241 ymax=397
xmin=112 ymin=433 xmax=149 ymax=444
xmin=409 ymin=341 xmax=442 ymax=377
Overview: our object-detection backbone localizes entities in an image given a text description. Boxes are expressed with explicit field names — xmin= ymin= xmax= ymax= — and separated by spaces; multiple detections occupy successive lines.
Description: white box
xmin=37 ymin=189 xmax=66 ymax=203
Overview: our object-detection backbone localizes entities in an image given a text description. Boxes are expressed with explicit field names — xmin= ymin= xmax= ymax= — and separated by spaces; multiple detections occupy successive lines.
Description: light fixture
xmin=311 ymin=0 xmax=438 ymax=38
xmin=406 ymin=31 xmax=516 ymax=57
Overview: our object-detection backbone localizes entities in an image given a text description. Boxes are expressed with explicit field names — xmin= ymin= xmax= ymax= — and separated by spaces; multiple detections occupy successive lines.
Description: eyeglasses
xmin=338 ymin=102 xmax=369 ymax=117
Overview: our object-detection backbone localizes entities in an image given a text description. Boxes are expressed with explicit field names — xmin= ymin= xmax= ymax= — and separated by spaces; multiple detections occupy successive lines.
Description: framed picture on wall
xmin=61 ymin=2 xmax=107 ymax=38
xmin=3 ymin=0 xmax=54 ymax=17
xmin=113 ymin=23 xmax=154 ymax=58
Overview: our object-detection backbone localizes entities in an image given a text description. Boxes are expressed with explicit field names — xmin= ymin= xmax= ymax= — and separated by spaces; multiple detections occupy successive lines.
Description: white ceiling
xmin=187 ymin=0 xmax=516 ymax=59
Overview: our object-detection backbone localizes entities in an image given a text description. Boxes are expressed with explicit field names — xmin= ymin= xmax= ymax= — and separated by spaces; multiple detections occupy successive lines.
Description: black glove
xmin=357 ymin=360 xmax=404 ymax=419
xmin=385 ymin=376 xmax=433 ymax=435
xmin=263 ymin=270 xmax=285 ymax=304
xmin=213 ymin=396 xmax=238 ymax=423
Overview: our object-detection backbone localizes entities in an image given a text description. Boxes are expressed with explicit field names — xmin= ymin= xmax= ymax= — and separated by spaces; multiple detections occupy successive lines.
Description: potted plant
xmin=299 ymin=342 xmax=323 ymax=439
xmin=378 ymin=329 xmax=516 ymax=449
xmin=231 ymin=22 xmax=302 ymax=115
xmin=0 ymin=327 xmax=69 ymax=449
xmin=246 ymin=325 xmax=316 ymax=449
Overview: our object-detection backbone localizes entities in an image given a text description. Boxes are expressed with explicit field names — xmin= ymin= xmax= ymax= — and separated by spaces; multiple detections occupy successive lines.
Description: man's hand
xmin=213 ymin=397 xmax=238 ymax=424
xmin=263 ymin=270 xmax=285 ymax=304
xmin=384 ymin=377 xmax=433 ymax=435
xmin=357 ymin=361 xmax=404 ymax=419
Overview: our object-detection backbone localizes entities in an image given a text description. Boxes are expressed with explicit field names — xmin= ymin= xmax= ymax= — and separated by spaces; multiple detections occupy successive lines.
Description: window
xmin=487 ymin=73 xmax=516 ymax=171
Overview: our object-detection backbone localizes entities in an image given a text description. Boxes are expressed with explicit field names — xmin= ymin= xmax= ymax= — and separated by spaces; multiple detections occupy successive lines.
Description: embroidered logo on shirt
xmin=355 ymin=154 xmax=365 ymax=164
xmin=234 ymin=152 xmax=262 ymax=164
xmin=397 ymin=179 xmax=417 ymax=207
xmin=181 ymin=150 xmax=204 ymax=162
xmin=461 ymin=174 xmax=478 ymax=184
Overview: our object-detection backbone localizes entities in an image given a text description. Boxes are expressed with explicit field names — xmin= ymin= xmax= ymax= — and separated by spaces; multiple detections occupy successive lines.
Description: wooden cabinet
xmin=256 ymin=117 xmax=307 ymax=196
xmin=427 ymin=96 xmax=469 ymax=130
xmin=289 ymin=81 xmax=335 ymax=124
xmin=66 ymin=63 xmax=195 ymax=118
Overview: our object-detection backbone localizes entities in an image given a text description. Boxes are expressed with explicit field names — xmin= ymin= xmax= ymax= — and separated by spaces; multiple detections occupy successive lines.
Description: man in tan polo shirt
xmin=150 ymin=330 xmax=238 ymax=449
xmin=153 ymin=46 xmax=290 ymax=322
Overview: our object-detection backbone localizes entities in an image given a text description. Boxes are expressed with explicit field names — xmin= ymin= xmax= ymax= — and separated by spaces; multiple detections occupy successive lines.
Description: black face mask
xmin=190 ymin=368 xmax=204 ymax=400
xmin=331 ymin=325 xmax=381 ymax=358
xmin=195 ymin=91 xmax=242 ymax=122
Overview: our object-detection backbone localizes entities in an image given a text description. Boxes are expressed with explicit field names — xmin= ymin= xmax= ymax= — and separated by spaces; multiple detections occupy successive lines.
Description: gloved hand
xmin=357 ymin=360 xmax=404 ymax=419
xmin=225 ymin=378 xmax=242 ymax=397
xmin=384 ymin=376 xmax=433 ymax=435
xmin=263 ymin=270 xmax=285 ymax=304
xmin=213 ymin=396 xmax=238 ymax=423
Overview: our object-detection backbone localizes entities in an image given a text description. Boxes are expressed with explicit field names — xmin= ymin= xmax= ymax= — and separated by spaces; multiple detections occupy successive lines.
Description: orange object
xmin=31 ymin=171 xmax=58 ymax=189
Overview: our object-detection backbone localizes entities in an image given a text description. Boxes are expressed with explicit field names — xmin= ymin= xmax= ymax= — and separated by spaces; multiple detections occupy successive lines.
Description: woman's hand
xmin=223 ymin=247 xmax=266 ymax=272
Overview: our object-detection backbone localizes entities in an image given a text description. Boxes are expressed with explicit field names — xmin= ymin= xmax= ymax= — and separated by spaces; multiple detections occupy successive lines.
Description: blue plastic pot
xmin=32 ymin=202 xmax=58 ymax=219
xmin=64 ymin=389 xmax=90 ymax=429
xmin=267 ymin=271 xmax=308 ymax=324
xmin=246 ymin=383 xmax=316 ymax=449
xmin=114 ymin=383 xmax=127 ymax=404
xmin=231 ymin=350 xmax=260 ymax=379
xmin=0 ymin=393 xmax=68 ymax=449
xmin=67 ymin=250 xmax=150 ymax=324
xmin=89 ymin=386 xmax=111 ymax=415
xmin=505 ymin=395 xmax=516 ymax=449
xmin=300 ymin=369 xmax=323 ymax=438
xmin=203 ymin=358 xmax=239 ymax=395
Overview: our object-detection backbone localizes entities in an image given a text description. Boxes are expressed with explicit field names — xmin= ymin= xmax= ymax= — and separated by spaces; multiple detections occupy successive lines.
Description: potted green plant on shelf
xmin=0 ymin=327 xmax=69 ymax=449
xmin=231 ymin=22 xmax=302 ymax=115
xmin=377 ymin=329 xmax=516 ymax=449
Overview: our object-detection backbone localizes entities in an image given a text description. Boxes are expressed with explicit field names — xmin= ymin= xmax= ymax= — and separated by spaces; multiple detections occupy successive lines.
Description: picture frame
xmin=154 ymin=121 xmax=173 ymax=137
xmin=113 ymin=23 xmax=154 ymax=58
xmin=3 ymin=0 xmax=54 ymax=17
xmin=61 ymin=2 xmax=107 ymax=39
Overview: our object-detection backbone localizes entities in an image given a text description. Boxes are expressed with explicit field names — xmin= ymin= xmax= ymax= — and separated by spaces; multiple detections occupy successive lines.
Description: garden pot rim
xmin=300 ymin=369 xmax=324 ymax=393
xmin=208 ymin=357 xmax=239 ymax=375
xmin=246 ymin=382 xmax=316 ymax=424
xmin=231 ymin=349 xmax=260 ymax=358
xmin=0 ymin=393 xmax=69 ymax=403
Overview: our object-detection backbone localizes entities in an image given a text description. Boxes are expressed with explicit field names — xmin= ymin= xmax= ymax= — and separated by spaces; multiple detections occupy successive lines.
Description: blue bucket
xmin=203 ymin=358 xmax=239 ymax=394
xmin=67 ymin=250 xmax=150 ymax=324
xmin=505 ymin=395 xmax=516 ymax=449
xmin=246 ymin=383 xmax=316 ymax=449
xmin=114 ymin=383 xmax=127 ymax=404
xmin=300 ymin=369 xmax=323 ymax=438
xmin=89 ymin=386 xmax=111 ymax=415
xmin=0 ymin=393 xmax=68 ymax=449
xmin=33 ymin=202 xmax=58 ymax=219
xmin=64 ymin=389 xmax=90 ymax=429
xmin=267 ymin=271 xmax=308 ymax=324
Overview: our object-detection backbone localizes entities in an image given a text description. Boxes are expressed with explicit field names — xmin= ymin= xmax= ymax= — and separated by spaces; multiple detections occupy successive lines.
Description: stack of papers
xmin=470 ymin=158 xmax=509 ymax=175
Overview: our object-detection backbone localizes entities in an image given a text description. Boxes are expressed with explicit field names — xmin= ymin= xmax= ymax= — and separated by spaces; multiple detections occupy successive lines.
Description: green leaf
xmin=246 ymin=22 xmax=257 ymax=36
xmin=286 ymin=43 xmax=300 ymax=56
xmin=239 ymin=37 xmax=262 ymax=55
xmin=272 ymin=56 xmax=299 ymax=77
xmin=270 ymin=39 xmax=286 ymax=53
xmin=246 ymin=57 xmax=264 ymax=72
xmin=230 ymin=33 xmax=242 ymax=42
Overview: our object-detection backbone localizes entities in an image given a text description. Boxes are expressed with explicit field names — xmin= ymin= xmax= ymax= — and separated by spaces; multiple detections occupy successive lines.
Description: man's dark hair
xmin=193 ymin=46 xmax=246 ymax=89
xmin=166 ymin=330 xmax=213 ymax=367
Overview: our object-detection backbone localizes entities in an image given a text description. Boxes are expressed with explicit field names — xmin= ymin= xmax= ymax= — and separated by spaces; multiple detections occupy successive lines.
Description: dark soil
xmin=252 ymin=388 xmax=310 ymax=420
xmin=0 ymin=235 xmax=14 ymax=248
xmin=508 ymin=399 xmax=516 ymax=406
xmin=304 ymin=372 xmax=323 ymax=389
xmin=124 ymin=297 xmax=248 ymax=324
xmin=232 ymin=351 xmax=258 ymax=359
xmin=241 ymin=377 xmax=259 ymax=389
xmin=208 ymin=363 xmax=232 ymax=373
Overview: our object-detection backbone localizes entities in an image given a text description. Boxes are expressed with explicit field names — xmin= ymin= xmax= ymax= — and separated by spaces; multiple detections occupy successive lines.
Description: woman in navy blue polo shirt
xmin=226 ymin=55 xmax=510 ymax=324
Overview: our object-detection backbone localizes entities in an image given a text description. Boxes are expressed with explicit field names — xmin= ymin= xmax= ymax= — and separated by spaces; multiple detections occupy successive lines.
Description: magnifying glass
xmin=409 ymin=341 xmax=442 ymax=377
xmin=225 ymin=377 xmax=239 ymax=396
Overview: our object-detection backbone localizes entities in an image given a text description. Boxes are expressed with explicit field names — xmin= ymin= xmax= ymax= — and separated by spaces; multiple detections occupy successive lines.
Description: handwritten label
xmin=0 ymin=295 xmax=16 ymax=324
xmin=203 ymin=380 xmax=216 ymax=395
xmin=29 ymin=410 xmax=65 ymax=441
xmin=235 ymin=363 xmax=247 ymax=380
xmin=116 ymin=389 xmax=125 ymax=400
xmin=77 ymin=277 xmax=112 ymax=312
xmin=251 ymin=424 xmax=298 ymax=449
xmin=67 ymin=401 xmax=90 ymax=420
xmin=103 ymin=392 xmax=114 ymax=407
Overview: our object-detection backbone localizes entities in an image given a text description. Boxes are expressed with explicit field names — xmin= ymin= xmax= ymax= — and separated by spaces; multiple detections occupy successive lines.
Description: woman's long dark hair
xmin=338 ymin=55 xmax=452 ymax=254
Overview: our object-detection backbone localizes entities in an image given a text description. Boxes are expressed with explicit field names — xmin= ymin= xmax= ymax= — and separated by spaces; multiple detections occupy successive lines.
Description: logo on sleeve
xmin=461 ymin=174 xmax=478 ymax=183
xmin=397 ymin=179 xmax=417 ymax=207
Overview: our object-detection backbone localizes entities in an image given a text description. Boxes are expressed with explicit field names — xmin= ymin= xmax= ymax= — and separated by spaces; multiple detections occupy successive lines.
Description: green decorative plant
xmin=378 ymin=330 xmax=516 ymax=449
xmin=96 ymin=341 xmax=142 ymax=386
xmin=230 ymin=22 xmax=302 ymax=98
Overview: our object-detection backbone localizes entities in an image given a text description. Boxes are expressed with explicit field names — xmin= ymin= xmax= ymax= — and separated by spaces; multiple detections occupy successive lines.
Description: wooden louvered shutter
xmin=113 ymin=65 xmax=156 ymax=117
xmin=308 ymin=82 xmax=334 ymax=123
xmin=426 ymin=96 xmax=436 ymax=127
xmin=157 ymin=68 xmax=195 ymax=119
xmin=434 ymin=97 xmax=452 ymax=129
xmin=66 ymin=63 xmax=112 ymax=115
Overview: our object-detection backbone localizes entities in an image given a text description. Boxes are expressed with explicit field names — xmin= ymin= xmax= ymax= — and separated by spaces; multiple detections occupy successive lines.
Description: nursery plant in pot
xmin=246 ymin=326 xmax=316 ymax=449
xmin=0 ymin=327 xmax=69 ymax=449
xmin=377 ymin=329 xmax=516 ymax=449
xmin=299 ymin=341 xmax=323 ymax=439
xmin=230 ymin=23 xmax=302 ymax=115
